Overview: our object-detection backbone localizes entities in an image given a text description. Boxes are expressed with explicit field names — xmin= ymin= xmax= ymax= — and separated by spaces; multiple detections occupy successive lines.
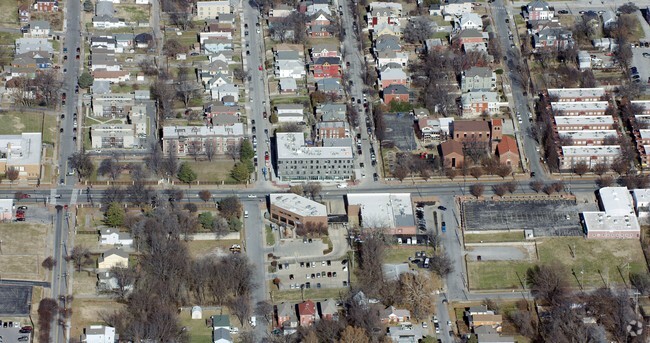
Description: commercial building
xmin=0 ymin=199 xmax=14 ymax=221
xmin=269 ymin=193 xmax=328 ymax=228
xmin=0 ymin=133 xmax=42 ymax=180
xmin=346 ymin=193 xmax=416 ymax=235
xmin=583 ymin=187 xmax=640 ymax=239
xmin=162 ymin=124 xmax=244 ymax=157
xmin=82 ymin=325 xmax=116 ymax=343
xmin=276 ymin=132 xmax=354 ymax=181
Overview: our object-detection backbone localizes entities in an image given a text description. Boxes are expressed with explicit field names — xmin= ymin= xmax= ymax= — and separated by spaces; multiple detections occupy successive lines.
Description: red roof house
xmin=298 ymin=300 xmax=317 ymax=327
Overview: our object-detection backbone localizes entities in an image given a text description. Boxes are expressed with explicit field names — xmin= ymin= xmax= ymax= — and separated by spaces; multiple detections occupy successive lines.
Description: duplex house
xmin=307 ymin=11 xmax=333 ymax=38
xmin=311 ymin=43 xmax=339 ymax=59
xmin=526 ymin=0 xmax=554 ymax=20
xmin=454 ymin=29 xmax=486 ymax=48
xmin=382 ymin=84 xmax=409 ymax=104
xmin=461 ymin=67 xmax=496 ymax=92
xmin=298 ymin=300 xmax=318 ymax=327
xmin=311 ymin=56 xmax=341 ymax=79
xmin=276 ymin=104 xmax=304 ymax=123
xmin=203 ymin=38 xmax=233 ymax=53
xmin=378 ymin=64 xmax=408 ymax=89
xmin=367 ymin=2 xmax=402 ymax=30
xmin=91 ymin=53 xmax=120 ymax=72
xmin=92 ymin=70 xmax=130 ymax=83
xmin=275 ymin=50 xmax=306 ymax=79
xmin=458 ymin=13 xmax=482 ymax=30
xmin=380 ymin=306 xmax=411 ymax=324
xmin=13 ymin=51 xmax=52 ymax=69
xmin=461 ymin=91 xmax=501 ymax=116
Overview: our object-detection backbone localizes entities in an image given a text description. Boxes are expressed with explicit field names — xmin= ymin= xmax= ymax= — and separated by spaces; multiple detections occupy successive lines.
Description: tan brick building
xmin=270 ymin=193 xmax=328 ymax=228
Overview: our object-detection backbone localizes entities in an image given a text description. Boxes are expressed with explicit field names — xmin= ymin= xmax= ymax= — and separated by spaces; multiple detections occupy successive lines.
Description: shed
xmin=191 ymin=306 xmax=202 ymax=319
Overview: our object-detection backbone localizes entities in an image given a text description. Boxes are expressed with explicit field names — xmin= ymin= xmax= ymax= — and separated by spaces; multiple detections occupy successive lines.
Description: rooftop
xmin=453 ymin=120 xmax=490 ymax=132
xmin=162 ymin=124 xmax=244 ymax=139
xmin=276 ymin=132 xmax=353 ymax=160
xmin=0 ymin=133 xmax=42 ymax=165
xmin=347 ymin=193 xmax=415 ymax=229
xmin=270 ymin=193 xmax=327 ymax=217
xmin=598 ymin=187 xmax=635 ymax=216
xmin=554 ymin=115 xmax=614 ymax=126
xmin=582 ymin=211 xmax=640 ymax=234
xmin=557 ymin=130 xmax=617 ymax=140
xmin=561 ymin=145 xmax=621 ymax=156
xmin=551 ymin=101 xmax=609 ymax=113
xmin=548 ymin=87 xmax=605 ymax=99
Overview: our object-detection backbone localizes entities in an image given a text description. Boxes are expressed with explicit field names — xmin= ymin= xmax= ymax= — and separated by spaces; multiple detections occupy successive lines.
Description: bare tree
xmin=219 ymin=196 xmax=242 ymax=220
xmin=98 ymin=158 xmax=123 ymax=180
xmin=526 ymin=263 xmax=569 ymax=305
xmin=356 ymin=233 xmax=386 ymax=297
xmin=496 ymin=164 xmax=512 ymax=179
xmin=592 ymin=163 xmax=609 ymax=176
xmin=469 ymin=184 xmax=485 ymax=198
xmin=198 ymin=190 xmax=211 ymax=202
xmin=403 ymin=16 xmax=433 ymax=44
xmin=6 ymin=167 xmax=19 ymax=184
xmin=393 ymin=166 xmax=409 ymax=182
xmin=504 ymin=181 xmax=518 ymax=193
xmin=530 ymin=180 xmax=544 ymax=193
xmin=110 ymin=266 xmax=136 ymax=299
xmin=399 ymin=272 xmax=436 ymax=319
xmin=573 ymin=161 xmax=589 ymax=177
xmin=596 ymin=175 xmax=614 ymax=188
xmin=255 ymin=300 xmax=274 ymax=323
xmin=42 ymin=256 xmax=57 ymax=270
xmin=492 ymin=184 xmax=507 ymax=197
xmin=67 ymin=245 xmax=93 ymax=272
xmin=470 ymin=167 xmax=484 ymax=180
xmin=230 ymin=296 xmax=251 ymax=326
xmin=204 ymin=139 xmax=217 ymax=161
xmin=145 ymin=141 xmax=164 ymax=176
xmin=429 ymin=252 xmax=454 ymax=277
xmin=303 ymin=183 xmax=322 ymax=199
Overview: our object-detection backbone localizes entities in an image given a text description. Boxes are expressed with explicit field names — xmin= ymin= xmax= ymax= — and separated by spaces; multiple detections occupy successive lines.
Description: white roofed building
xmin=270 ymin=193 xmax=328 ymax=228
xmin=559 ymin=146 xmax=621 ymax=170
xmin=547 ymin=88 xmax=606 ymax=102
xmin=346 ymin=193 xmax=416 ymax=235
xmin=162 ymin=124 xmax=244 ymax=157
xmin=583 ymin=187 xmax=640 ymax=239
xmin=82 ymin=325 xmax=116 ymax=343
xmin=276 ymin=132 xmax=354 ymax=181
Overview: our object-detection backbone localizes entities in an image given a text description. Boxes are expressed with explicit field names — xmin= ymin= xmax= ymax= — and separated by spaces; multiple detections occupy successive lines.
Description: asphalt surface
xmin=0 ymin=284 xmax=32 ymax=316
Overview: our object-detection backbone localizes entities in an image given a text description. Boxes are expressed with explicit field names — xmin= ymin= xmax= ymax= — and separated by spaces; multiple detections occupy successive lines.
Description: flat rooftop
xmin=547 ymin=87 xmax=605 ymax=99
xmin=557 ymin=130 xmax=617 ymax=140
xmin=347 ymin=193 xmax=415 ymax=229
xmin=551 ymin=101 xmax=609 ymax=113
xmin=162 ymin=124 xmax=244 ymax=138
xmin=462 ymin=199 xmax=586 ymax=236
xmin=554 ymin=115 xmax=614 ymax=126
xmin=583 ymin=211 xmax=640 ymax=234
xmin=0 ymin=132 xmax=42 ymax=165
xmin=598 ymin=187 xmax=635 ymax=216
xmin=639 ymin=130 xmax=650 ymax=140
xmin=632 ymin=100 xmax=650 ymax=112
xmin=270 ymin=193 xmax=327 ymax=217
xmin=561 ymin=145 xmax=621 ymax=156
xmin=276 ymin=132 xmax=353 ymax=160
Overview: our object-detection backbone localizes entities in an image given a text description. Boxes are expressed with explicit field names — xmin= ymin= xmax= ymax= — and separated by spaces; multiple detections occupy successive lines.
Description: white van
xmin=244 ymin=210 xmax=249 ymax=218
xmin=249 ymin=316 xmax=256 ymax=327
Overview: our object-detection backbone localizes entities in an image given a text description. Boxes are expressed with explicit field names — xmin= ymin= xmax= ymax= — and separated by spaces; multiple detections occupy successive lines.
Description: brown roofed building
xmin=439 ymin=140 xmax=464 ymax=169
xmin=452 ymin=120 xmax=491 ymax=142
xmin=496 ymin=136 xmax=519 ymax=166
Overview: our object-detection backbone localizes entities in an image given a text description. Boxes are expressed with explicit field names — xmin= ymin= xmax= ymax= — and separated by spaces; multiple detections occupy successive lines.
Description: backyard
xmin=70 ymin=299 xmax=125 ymax=341
xmin=467 ymin=238 xmax=647 ymax=290
xmin=179 ymin=308 xmax=229 ymax=343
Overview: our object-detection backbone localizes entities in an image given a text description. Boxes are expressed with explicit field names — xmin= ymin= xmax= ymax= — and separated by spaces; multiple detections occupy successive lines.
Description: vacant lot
xmin=468 ymin=238 xmax=647 ymax=290
xmin=0 ymin=222 xmax=50 ymax=280
xmin=0 ymin=1 xmax=18 ymax=27
xmin=189 ymin=160 xmax=237 ymax=183
xmin=70 ymin=299 xmax=125 ymax=340
xmin=271 ymin=286 xmax=346 ymax=303
xmin=186 ymin=239 xmax=241 ymax=258
xmin=116 ymin=4 xmax=149 ymax=23
xmin=0 ymin=111 xmax=58 ymax=144
xmin=384 ymin=246 xmax=433 ymax=264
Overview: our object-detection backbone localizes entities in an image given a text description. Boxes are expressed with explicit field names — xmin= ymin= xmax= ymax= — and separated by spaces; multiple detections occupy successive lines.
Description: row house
xmin=558 ymin=130 xmax=618 ymax=145
xmin=554 ymin=116 xmax=615 ymax=131
xmin=377 ymin=64 xmax=408 ymax=90
xmin=461 ymin=91 xmax=501 ymax=116
xmin=375 ymin=50 xmax=408 ymax=68
xmin=316 ymin=78 xmax=344 ymax=95
xmin=547 ymin=87 xmax=606 ymax=102
xmin=34 ymin=0 xmax=58 ymax=12
xmin=310 ymin=56 xmax=341 ymax=79
xmin=374 ymin=34 xmax=402 ymax=53
xmin=525 ymin=0 xmax=554 ymax=21
xmin=162 ymin=124 xmax=244 ymax=157
xmin=559 ymin=145 xmax=621 ymax=170
xmin=631 ymin=100 xmax=650 ymax=115
xmin=316 ymin=121 xmax=350 ymax=139
xmin=367 ymin=2 xmax=402 ymax=30
xmin=551 ymin=101 xmax=609 ymax=116
xmin=276 ymin=104 xmax=304 ymax=123
xmin=461 ymin=67 xmax=496 ymax=92
xmin=310 ymin=43 xmax=339 ymax=59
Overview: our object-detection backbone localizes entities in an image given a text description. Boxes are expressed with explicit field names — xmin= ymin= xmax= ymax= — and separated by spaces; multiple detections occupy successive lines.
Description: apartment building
xmin=557 ymin=130 xmax=618 ymax=145
xmin=91 ymin=93 xmax=135 ymax=117
xmin=553 ymin=116 xmax=615 ymax=130
xmin=276 ymin=132 xmax=354 ymax=181
xmin=162 ymin=124 xmax=244 ymax=157
xmin=461 ymin=91 xmax=501 ymax=115
xmin=367 ymin=2 xmax=402 ymax=29
xmin=551 ymin=101 xmax=609 ymax=116
xmin=91 ymin=124 xmax=136 ymax=149
xmin=316 ymin=121 xmax=350 ymax=139
xmin=547 ymin=88 xmax=606 ymax=102
xmin=269 ymin=193 xmax=328 ymax=228
xmin=461 ymin=67 xmax=496 ymax=92
xmin=559 ymin=145 xmax=621 ymax=170
xmin=196 ymin=1 xmax=231 ymax=20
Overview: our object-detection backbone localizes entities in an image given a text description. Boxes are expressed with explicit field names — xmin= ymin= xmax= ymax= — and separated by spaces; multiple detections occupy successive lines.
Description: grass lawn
xmin=0 ymin=32 xmax=20 ymax=45
xmin=384 ymin=246 xmax=432 ymax=264
xmin=186 ymin=239 xmax=241 ymax=258
xmin=72 ymin=270 xmax=99 ymax=296
xmin=271 ymin=286 xmax=347 ymax=303
xmin=70 ymin=299 xmax=125 ymax=340
xmin=266 ymin=224 xmax=275 ymax=246
xmin=179 ymin=308 xmax=229 ymax=343
xmin=0 ymin=111 xmax=58 ymax=144
xmin=464 ymin=231 xmax=524 ymax=243
xmin=0 ymin=1 xmax=18 ymax=28
xmin=0 ymin=222 xmax=49 ymax=280
xmin=626 ymin=14 xmax=646 ymax=41
xmin=116 ymin=5 xmax=149 ymax=23
xmin=188 ymin=159 xmax=237 ymax=183
xmin=467 ymin=238 xmax=648 ymax=290
xmin=167 ymin=31 xmax=199 ymax=47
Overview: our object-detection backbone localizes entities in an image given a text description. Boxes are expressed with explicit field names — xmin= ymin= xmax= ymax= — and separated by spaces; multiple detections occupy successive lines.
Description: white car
xmin=247 ymin=194 xmax=257 ymax=198
xmin=337 ymin=183 xmax=348 ymax=188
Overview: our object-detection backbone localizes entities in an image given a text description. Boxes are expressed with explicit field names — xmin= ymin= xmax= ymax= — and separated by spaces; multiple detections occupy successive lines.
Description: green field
xmin=468 ymin=238 xmax=647 ymax=290
xmin=0 ymin=111 xmax=57 ymax=144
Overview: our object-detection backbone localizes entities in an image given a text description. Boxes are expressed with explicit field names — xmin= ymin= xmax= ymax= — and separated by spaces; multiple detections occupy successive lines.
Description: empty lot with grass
xmin=468 ymin=237 xmax=647 ymax=290
xmin=0 ymin=222 xmax=50 ymax=280
xmin=0 ymin=111 xmax=58 ymax=144
xmin=189 ymin=160 xmax=237 ymax=183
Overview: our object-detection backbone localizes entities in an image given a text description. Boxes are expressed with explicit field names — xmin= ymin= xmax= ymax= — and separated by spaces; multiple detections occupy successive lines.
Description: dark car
xmin=17 ymin=206 xmax=27 ymax=210
xmin=558 ymin=9 xmax=569 ymax=14
xmin=438 ymin=206 xmax=447 ymax=211
xmin=252 ymin=126 xmax=256 ymax=133
xmin=61 ymin=114 xmax=65 ymax=119
xmin=505 ymin=18 xmax=509 ymax=23
xmin=373 ymin=173 xmax=379 ymax=181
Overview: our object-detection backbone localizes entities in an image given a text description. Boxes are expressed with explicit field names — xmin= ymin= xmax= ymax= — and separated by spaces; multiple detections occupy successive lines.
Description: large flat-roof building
xmin=559 ymin=145 xmax=620 ymax=170
xmin=551 ymin=101 xmax=609 ymax=116
xmin=162 ymin=124 xmax=244 ymax=157
xmin=276 ymin=132 xmax=354 ymax=181
xmin=269 ymin=193 xmax=328 ymax=228
xmin=346 ymin=193 xmax=416 ymax=235
xmin=554 ymin=116 xmax=614 ymax=130
xmin=547 ymin=88 xmax=606 ymax=102
xmin=0 ymin=133 xmax=42 ymax=180
xmin=583 ymin=187 xmax=640 ymax=239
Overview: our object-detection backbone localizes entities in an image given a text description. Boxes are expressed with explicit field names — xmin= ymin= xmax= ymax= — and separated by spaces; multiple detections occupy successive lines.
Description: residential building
xmin=211 ymin=83 xmax=239 ymax=102
xmin=99 ymin=228 xmax=134 ymax=246
xmin=97 ymin=271 xmax=134 ymax=292
xmin=12 ymin=51 xmax=52 ymax=69
xmin=311 ymin=56 xmax=341 ymax=79
xmin=319 ymin=299 xmax=338 ymax=321
xmin=276 ymin=104 xmax=304 ymax=123
xmin=0 ymin=199 xmax=14 ymax=221
xmin=592 ymin=37 xmax=617 ymax=51
xmin=310 ymin=43 xmax=339 ymax=58
xmin=442 ymin=0 xmax=473 ymax=16
xmin=547 ymin=88 xmax=606 ymax=102
xmin=554 ymin=116 xmax=615 ymax=130
xmin=458 ymin=12 xmax=483 ymax=30
xmin=269 ymin=4 xmax=293 ymax=18
xmin=97 ymin=248 xmax=129 ymax=269
xmin=602 ymin=10 xmax=617 ymax=29
xmin=496 ymin=136 xmax=519 ymax=166
xmin=461 ymin=91 xmax=501 ymax=116
xmin=91 ymin=93 xmax=135 ymax=117
xmin=461 ymin=67 xmax=496 ymax=92
xmin=275 ymin=50 xmax=306 ymax=79
xmin=578 ymin=50 xmax=591 ymax=70
xmin=583 ymin=187 xmax=640 ymax=239
xmin=380 ymin=306 xmax=411 ymax=324
xmin=276 ymin=133 xmax=354 ymax=181
xmin=276 ymin=303 xmax=299 ymax=333
xmin=269 ymin=193 xmax=328 ymax=228
xmin=316 ymin=78 xmax=344 ymax=95
xmin=92 ymin=70 xmax=130 ymax=83
xmin=211 ymin=314 xmax=230 ymax=330
xmin=82 ymin=325 xmax=115 ymax=343
xmin=278 ymin=78 xmax=298 ymax=94
xmin=26 ymin=20 xmax=50 ymax=38
xmin=346 ymin=193 xmax=416 ymax=235
xmin=558 ymin=130 xmax=617 ymax=145
xmin=534 ymin=27 xmax=573 ymax=50
xmin=526 ymin=0 xmax=554 ymax=20
xmin=316 ymin=121 xmax=350 ymax=139
xmin=18 ymin=5 xmax=31 ymax=23
xmin=559 ymin=145 xmax=621 ymax=170
xmin=454 ymin=29 xmax=485 ymax=47
xmin=632 ymin=189 xmax=650 ymax=219
xmin=15 ymin=38 xmax=53 ymax=54
xmin=551 ymin=101 xmax=609 ymax=116
xmin=91 ymin=53 xmax=120 ymax=72
xmin=322 ymin=137 xmax=354 ymax=147
xmin=418 ymin=117 xmax=441 ymax=140
xmin=196 ymin=0 xmax=231 ymax=19
xmin=34 ymin=0 xmax=58 ymax=12
xmin=0 ymin=133 xmax=42 ymax=180
xmin=367 ymin=2 xmax=402 ymax=29
xmin=162 ymin=124 xmax=244 ymax=157
xmin=375 ymin=50 xmax=409 ymax=68
xmin=374 ymin=35 xmax=402 ymax=53
xmin=378 ymin=65 xmax=408 ymax=90
xmin=439 ymin=139 xmax=464 ymax=168
xmin=452 ymin=120 xmax=491 ymax=147
xmin=317 ymin=103 xmax=347 ymax=122
xmin=298 ymin=300 xmax=318 ymax=326
xmin=382 ymin=84 xmax=409 ymax=104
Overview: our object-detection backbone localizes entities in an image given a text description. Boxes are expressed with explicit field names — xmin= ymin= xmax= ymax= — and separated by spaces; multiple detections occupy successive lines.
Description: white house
xmin=27 ymin=20 xmax=51 ymax=38
xmin=578 ymin=50 xmax=591 ymax=70
xmin=211 ymin=83 xmax=239 ymax=102
xmin=135 ymin=0 xmax=150 ymax=3
xmin=276 ymin=104 xmax=304 ymax=122
xmin=82 ymin=325 xmax=116 ymax=343
xmin=458 ymin=13 xmax=482 ymax=30
xmin=441 ymin=0 xmax=473 ymax=16
xmin=99 ymin=228 xmax=134 ymax=246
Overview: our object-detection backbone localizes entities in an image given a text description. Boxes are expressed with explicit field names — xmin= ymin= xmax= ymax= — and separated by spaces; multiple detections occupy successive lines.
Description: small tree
xmin=231 ymin=163 xmax=250 ymax=183
xmin=184 ymin=203 xmax=198 ymax=213
xmin=78 ymin=71 xmax=94 ymax=89
xmin=67 ymin=246 xmax=92 ymax=272
xmin=83 ymin=0 xmax=93 ymax=12
xmin=530 ymin=180 xmax=544 ymax=193
xmin=445 ymin=168 xmax=458 ymax=180
xmin=504 ymin=181 xmax=518 ymax=193
xmin=496 ymin=164 xmax=512 ymax=179
xmin=41 ymin=256 xmax=57 ymax=270
xmin=469 ymin=184 xmax=485 ymax=198
xmin=596 ymin=175 xmax=614 ymax=188
xmin=219 ymin=196 xmax=242 ymax=220
xmin=6 ymin=167 xmax=19 ymax=184
xmin=177 ymin=163 xmax=197 ymax=185
xmin=492 ymin=184 xmax=507 ymax=197
xmin=240 ymin=139 xmax=255 ymax=160
xmin=573 ymin=161 xmax=589 ymax=177
xmin=470 ymin=167 xmax=484 ymax=180
xmin=394 ymin=166 xmax=409 ymax=182
xmin=198 ymin=212 xmax=214 ymax=230
xmin=289 ymin=184 xmax=304 ymax=195
xmin=269 ymin=113 xmax=279 ymax=124
xmin=593 ymin=163 xmax=609 ymax=176
xmin=198 ymin=190 xmax=212 ymax=202
xmin=104 ymin=202 xmax=125 ymax=227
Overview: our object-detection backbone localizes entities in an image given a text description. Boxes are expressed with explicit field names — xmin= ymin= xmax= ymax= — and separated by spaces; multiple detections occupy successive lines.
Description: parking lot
xmin=0 ymin=285 xmax=32 ymax=316
xmin=631 ymin=47 xmax=650 ymax=86
xmin=0 ymin=323 xmax=32 ymax=343
xmin=462 ymin=199 xmax=585 ymax=236
xmin=273 ymin=259 xmax=349 ymax=290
